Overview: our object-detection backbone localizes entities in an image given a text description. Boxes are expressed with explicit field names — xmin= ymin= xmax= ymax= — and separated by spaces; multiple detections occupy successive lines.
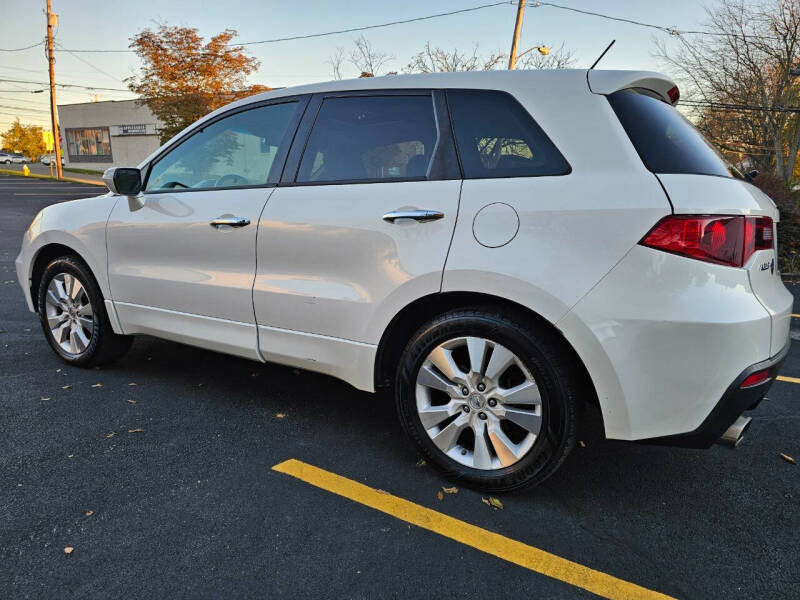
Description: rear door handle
xmin=210 ymin=216 xmax=251 ymax=228
xmin=382 ymin=209 xmax=444 ymax=223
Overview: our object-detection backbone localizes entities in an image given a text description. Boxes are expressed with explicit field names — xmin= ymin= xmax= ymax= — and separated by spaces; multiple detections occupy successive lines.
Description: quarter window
xmin=145 ymin=102 xmax=298 ymax=191
xmin=297 ymin=95 xmax=438 ymax=183
xmin=446 ymin=90 xmax=570 ymax=178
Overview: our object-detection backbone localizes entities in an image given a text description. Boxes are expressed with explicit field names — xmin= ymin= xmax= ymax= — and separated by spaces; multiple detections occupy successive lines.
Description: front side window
xmin=446 ymin=90 xmax=570 ymax=179
xmin=66 ymin=128 xmax=112 ymax=162
xmin=145 ymin=102 xmax=297 ymax=192
xmin=296 ymin=95 xmax=438 ymax=183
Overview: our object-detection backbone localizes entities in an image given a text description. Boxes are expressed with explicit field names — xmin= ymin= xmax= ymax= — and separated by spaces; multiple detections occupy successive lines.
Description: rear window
xmin=608 ymin=88 xmax=738 ymax=178
xmin=297 ymin=95 xmax=437 ymax=183
xmin=446 ymin=90 xmax=570 ymax=179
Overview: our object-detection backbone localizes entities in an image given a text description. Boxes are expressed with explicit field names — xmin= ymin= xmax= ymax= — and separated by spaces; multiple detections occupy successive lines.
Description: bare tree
xmin=656 ymin=0 xmax=800 ymax=182
xmin=328 ymin=47 xmax=345 ymax=80
xmin=405 ymin=43 xmax=505 ymax=73
xmin=348 ymin=35 xmax=393 ymax=77
xmin=517 ymin=43 xmax=576 ymax=69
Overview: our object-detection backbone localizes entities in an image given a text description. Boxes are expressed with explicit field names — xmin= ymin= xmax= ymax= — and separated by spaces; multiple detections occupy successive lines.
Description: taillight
xmin=641 ymin=215 xmax=773 ymax=267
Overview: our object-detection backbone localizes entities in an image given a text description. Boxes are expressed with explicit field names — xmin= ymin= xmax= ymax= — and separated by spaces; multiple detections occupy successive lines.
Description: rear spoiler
xmin=587 ymin=70 xmax=680 ymax=105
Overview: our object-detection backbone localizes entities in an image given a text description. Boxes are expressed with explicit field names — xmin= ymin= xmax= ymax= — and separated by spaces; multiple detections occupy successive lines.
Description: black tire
xmin=37 ymin=255 xmax=133 ymax=366
xmin=395 ymin=308 xmax=579 ymax=492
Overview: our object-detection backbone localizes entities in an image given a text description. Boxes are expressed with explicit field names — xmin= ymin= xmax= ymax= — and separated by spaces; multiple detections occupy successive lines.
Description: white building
xmin=57 ymin=99 xmax=161 ymax=171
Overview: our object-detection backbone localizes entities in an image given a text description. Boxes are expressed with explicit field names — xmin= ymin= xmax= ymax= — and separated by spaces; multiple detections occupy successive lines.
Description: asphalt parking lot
xmin=0 ymin=173 xmax=798 ymax=599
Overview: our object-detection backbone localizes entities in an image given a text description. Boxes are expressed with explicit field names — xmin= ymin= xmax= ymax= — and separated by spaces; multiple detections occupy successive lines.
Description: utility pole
xmin=46 ymin=0 xmax=63 ymax=180
xmin=508 ymin=0 xmax=527 ymax=70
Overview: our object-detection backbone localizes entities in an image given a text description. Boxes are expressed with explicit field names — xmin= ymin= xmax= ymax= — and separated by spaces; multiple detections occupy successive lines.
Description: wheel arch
xmin=30 ymin=243 xmax=93 ymax=312
xmin=373 ymin=291 xmax=599 ymax=407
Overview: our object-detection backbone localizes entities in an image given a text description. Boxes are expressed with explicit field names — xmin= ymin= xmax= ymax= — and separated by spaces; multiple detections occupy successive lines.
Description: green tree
xmin=127 ymin=24 xmax=270 ymax=143
xmin=0 ymin=119 xmax=46 ymax=160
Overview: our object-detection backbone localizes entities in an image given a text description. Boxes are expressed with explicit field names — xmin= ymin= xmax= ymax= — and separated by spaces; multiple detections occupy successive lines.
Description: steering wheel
xmin=215 ymin=173 xmax=249 ymax=188
xmin=161 ymin=181 xmax=189 ymax=189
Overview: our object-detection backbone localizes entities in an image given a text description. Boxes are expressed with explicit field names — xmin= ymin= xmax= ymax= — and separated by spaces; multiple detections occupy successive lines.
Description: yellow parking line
xmin=777 ymin=375 xmax=800 ymax=384
xmin=272 ymin=459 xmax=674 ymax=600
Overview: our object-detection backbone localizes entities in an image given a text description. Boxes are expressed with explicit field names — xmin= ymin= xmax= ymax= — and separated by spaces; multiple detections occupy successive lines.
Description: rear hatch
xmin=604 ymin=84 xmax=792 ymax=357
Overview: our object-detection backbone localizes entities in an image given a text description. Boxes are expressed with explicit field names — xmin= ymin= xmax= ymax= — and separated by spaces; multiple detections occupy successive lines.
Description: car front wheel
xmin=38 ymin=256 xmax=133 ymax=366
xmin=395 ymin=309 xmax=579 ymax=492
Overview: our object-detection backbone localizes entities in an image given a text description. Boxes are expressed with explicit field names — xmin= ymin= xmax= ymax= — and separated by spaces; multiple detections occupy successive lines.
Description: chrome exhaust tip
xmin=718 ymin=416 xmax=752 ymax=448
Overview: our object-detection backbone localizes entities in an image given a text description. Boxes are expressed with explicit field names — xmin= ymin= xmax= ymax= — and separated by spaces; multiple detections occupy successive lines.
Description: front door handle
xmin=382 ymin=209 xmax=445 ymax=224
xmin=210 ymin=216 xmax=251 ymax=229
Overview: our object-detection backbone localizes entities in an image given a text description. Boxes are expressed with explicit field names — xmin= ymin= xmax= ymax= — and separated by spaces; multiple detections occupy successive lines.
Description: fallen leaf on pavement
xmin=105 ymin=432 xmax=115 ymax=439
xmin=483 ymin=497 xmax=503 ymax=510
xmin=437 ymin=490 xmax=444 ymax=501
xmin=67 ymin=454 xmax=74 ymax=459
xmin=275 ymin=413 xmax=286 ymax=419
xmin=442 ymin=486 xmax=458 ymax=494
xmin=85 ymin=510 xmax=93 ymax=517
xmin=56 ymin=369 xmax=61 ymax=373
xmin=64 ymin=547 xmax=73 ymax=555
xmin=91 ymin=383 xmax=102 ymax=388
xmin=415 ymin=459 xmax=426 ymax=467
xmin=579 ymin=440 xmax=586 ymax=448
xmin=128 ymin=382 xmax=137 ymax=386
xmin=128 ymin=428 xmax=143 ymax=434
xmin=41 ymin=397 xmax=50 ymax=401
xmin=126 ymin=399 xmax=136 ymax=404
xmin=61 ymin=385 xmax=71 ymax=390
xmin=781 ymin=453 xmax=796 ymax=465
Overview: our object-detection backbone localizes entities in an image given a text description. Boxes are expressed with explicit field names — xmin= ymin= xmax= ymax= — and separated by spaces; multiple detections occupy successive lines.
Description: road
xmin=0 ymin=173 xmax=798 ymax=599
xmin=0 ymin=162 xmax=104 ymax=185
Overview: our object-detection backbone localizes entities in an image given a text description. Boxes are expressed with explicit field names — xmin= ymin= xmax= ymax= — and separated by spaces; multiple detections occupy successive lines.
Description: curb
xmin=0 ymin=168 xmax=105 ymax=187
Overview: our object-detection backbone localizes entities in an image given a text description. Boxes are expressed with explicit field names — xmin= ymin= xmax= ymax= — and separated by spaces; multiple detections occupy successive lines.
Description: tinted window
xmin=146 ymin=102 xmax=297 ymax=191
xmin=297 ymin=95 xmax=437 ymax=183
xmin=608 ymin=88 xmax=734 ymax=178
xmin=446 ymin=90 xmax=570 ymax=178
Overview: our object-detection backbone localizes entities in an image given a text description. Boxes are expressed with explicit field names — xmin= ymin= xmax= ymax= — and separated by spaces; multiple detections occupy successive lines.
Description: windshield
xmin=608 ymin=88 xmax=741 ymax=179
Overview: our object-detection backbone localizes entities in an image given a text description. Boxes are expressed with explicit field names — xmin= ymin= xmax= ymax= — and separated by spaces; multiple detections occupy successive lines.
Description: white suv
xmin=16 ymin=70 xmax=793 ymax=491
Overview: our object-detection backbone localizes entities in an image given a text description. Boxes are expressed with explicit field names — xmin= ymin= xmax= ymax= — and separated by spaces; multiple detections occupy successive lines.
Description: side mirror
xmin=103 ymin=167 xmax=142 ymax=196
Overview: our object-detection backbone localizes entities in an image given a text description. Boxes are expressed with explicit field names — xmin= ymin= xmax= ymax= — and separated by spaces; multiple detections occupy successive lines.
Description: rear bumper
xmin=641 ymin=341 xmax=790 ymax=448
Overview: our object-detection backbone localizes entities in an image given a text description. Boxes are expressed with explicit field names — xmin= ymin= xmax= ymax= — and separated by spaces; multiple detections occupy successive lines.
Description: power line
xmin=0 ymin=40 xmax=45 ymax=52
xmin=54 ymin=1 xmax=514 ymax=53
xmin=55 ymin=42 xmax=127 ymax=83
xmin=534 ymin=1 xmax=783 ymax=42
xmin=0 ymin=77 xmax=132 ymax=93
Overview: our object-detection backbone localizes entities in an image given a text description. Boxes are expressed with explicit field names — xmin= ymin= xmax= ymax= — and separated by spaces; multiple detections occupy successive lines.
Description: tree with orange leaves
xmin=127 ymin=24 xmax=270 ymax=143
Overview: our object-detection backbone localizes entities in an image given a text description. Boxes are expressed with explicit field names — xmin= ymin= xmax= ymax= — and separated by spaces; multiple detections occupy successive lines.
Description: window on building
xmin=65 ymin=128 xmax=112 ymax=162
xmin=145 ymin=102 xmax=298 ymax=191
xmin=446 ymin=90 xmax=570 ymax=178
xmin=296 ymin=95 xmax=438 ymax=183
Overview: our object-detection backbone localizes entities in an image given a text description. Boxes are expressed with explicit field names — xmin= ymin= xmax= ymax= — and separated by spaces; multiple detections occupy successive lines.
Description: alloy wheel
xmin=415 ymin=336 xmax=542 ymax=470
xmin=44 ymin=272 xmax=94 ymax=355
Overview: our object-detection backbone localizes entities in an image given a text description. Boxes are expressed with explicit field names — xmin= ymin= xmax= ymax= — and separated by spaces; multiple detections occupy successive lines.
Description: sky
xmin=0 ymin=0 xmax=713 ymax=132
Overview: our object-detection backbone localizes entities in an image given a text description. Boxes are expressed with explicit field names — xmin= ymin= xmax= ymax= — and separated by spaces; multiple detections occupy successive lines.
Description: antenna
xmin=589 ymin=40 xmax=616 ymax=70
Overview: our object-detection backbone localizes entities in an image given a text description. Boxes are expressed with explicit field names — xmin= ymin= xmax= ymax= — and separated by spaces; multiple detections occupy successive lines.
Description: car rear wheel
xmin=395 ymin=309 xmax=578 ymax=492
xmin=38 ymin=256 xmax=133 ymax=366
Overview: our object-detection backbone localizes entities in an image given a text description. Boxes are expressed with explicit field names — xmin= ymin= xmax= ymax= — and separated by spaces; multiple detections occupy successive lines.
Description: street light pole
xmin=508 ymin=0 xmax=527 ymax=70
xmin=46 ymin=0 xmax=63 ymax=180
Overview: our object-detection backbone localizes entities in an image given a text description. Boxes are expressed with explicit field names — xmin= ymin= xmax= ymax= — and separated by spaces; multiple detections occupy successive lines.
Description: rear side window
xmin=608 ymin=88 xmax=736 ymax=178
xmin=297 ymin=95 xmax=437 ymax=183
xmin=446 ymin=90 xmax=570 ymax=178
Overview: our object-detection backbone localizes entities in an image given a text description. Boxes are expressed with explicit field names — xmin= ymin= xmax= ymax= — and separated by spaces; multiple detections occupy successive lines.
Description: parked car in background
xmin=14 ymin=70 xmax=794 ymax=491
xmin=0 ymin=151 xmax=13 ymax=164
xmin=40 ymin=154 xmax=64 ymax=166
xmin=10 ymin=153 xmax=28 ymax=164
